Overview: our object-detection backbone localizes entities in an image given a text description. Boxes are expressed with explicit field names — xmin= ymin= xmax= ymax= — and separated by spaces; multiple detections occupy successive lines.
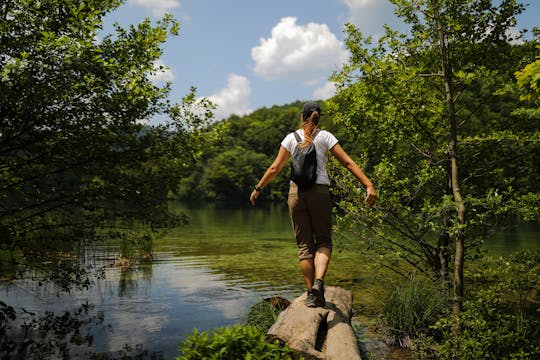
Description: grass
xmin=379 ymin=273 xmax=449 ymax=348
xmin=245 ymin=300 xmax=282 ymax=332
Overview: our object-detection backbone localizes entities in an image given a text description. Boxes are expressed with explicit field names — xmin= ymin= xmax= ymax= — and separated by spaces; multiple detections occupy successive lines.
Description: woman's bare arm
xmin=250 ymin=146 xmax=291 ymax=206
xmin=330 ymin=143 xmax=377 ymax=207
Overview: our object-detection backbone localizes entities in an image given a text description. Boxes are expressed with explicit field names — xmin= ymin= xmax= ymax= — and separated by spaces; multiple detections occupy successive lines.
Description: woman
xmin=250 ymin=102 xmax=377 ymax=307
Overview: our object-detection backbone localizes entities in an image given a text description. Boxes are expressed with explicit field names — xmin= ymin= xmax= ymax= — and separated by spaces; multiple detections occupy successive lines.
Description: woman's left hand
xmin=365 ymin=185 xmax=377 ymax=208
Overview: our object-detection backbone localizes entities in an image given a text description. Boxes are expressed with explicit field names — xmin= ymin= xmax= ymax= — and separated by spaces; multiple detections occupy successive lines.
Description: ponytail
xmin=299 ymin=110 xmax=319 ymax=148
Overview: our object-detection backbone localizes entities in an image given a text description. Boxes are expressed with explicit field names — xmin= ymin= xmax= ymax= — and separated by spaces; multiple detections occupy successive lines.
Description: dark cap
xmin=302 ymin=102 xmax=321 ymax=116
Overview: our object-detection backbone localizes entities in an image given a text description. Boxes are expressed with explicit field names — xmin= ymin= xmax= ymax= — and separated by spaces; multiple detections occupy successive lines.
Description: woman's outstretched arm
xmin=250 ymin=146 xmax=291 ymax=206
xmin=330 ymin=143 xmax=377 ymax=207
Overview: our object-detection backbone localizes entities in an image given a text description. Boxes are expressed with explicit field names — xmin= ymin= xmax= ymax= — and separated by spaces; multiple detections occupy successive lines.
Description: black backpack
xmin=290 ymin=131 xmax=318 ymax=190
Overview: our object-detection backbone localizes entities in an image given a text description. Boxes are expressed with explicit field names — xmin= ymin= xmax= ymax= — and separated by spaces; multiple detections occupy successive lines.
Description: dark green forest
xmin=1 ymin=0 xmax=539 ymax=359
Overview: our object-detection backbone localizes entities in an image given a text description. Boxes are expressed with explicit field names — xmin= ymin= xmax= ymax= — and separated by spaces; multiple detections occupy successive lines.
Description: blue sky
xmin=102 ymin=0 xmax=539 ymax=120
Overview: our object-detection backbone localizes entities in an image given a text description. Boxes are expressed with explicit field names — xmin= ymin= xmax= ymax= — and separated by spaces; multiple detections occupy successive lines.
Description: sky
xmin=102 ymin=0 xmax=540 ymax=121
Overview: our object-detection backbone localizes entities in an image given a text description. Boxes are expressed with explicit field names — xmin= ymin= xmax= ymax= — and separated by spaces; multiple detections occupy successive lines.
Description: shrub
xmin=379 ymin=273 xmax=449 ymax=347
xmin=177 ymin=325 xmax=296 ymax=360
xmin=417 ymin=251 xmax=540 ymax=360
xmin=417 ymin=290 xmax=540 ymax=359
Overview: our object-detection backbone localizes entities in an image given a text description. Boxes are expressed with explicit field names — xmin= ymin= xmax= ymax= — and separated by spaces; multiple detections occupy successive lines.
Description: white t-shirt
xmin=281 ymin=129 xmax=339 ymax=185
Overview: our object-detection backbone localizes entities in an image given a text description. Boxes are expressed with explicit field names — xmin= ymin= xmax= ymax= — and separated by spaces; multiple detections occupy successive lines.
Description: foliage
xmin=415 ymin=250 xmax=540 ymax=359
xmin=379 ymin=273 xmax=449 ymax=348
xmin=199 ymin=146 xmax=269 ymax=201
xmin=0 ymin=0 xmax=213 ymax=281
xmin=514 ymin=44 xmax=540 ymax=121
xmin=515 ymin=45 xmax=540 ymax=102
xmin=328 ymin=0 xmax=540 ymax=282
xmin=177 ymin=325 xmax=296 ymax=360
xmin=174 ymin=99 xmax=362 ymax=204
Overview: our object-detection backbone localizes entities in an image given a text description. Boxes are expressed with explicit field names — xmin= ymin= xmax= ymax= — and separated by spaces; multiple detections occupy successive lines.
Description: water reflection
xmin=94 ymin=252 xmax=296 ymax=358
xmin=1 ymin=249 xmax=297 ymax=359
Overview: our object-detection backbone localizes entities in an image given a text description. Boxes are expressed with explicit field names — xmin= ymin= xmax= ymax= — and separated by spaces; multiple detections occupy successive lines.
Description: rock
xmin=267 ymin=286 xmax=362 ymax=360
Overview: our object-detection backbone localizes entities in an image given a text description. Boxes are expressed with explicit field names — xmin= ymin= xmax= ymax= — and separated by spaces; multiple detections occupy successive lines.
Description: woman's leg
xmin=314 ymin=246 xmax=331 ymax=281
xmin=300 ymin=258 xmax=315 ymax=290
xmin=308 ymin=186 xmax=333 ymax=282
xmin=288 ymin=183 xmax=317 ymax=290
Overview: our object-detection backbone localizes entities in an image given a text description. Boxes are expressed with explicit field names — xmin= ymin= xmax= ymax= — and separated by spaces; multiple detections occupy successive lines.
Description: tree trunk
xmin=267 ymin=286 xmax=362 ymax=360
xmin=437 ymin=219 xmax=450 ymax=287
xmin=431 ymin=0 xmax=466 ymax=336
xmin=438 ymin=177 xmax=451 ymax=291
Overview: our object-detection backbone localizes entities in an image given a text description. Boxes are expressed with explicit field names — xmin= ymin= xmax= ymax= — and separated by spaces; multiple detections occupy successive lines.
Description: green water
xmin=163 ymin=201 xmax=540 ymax=303
xmin=488 ymin=221 xmax=540 ymax=255
xmin=162 ymin=202 xmax=381 ymax=305
xmin=1 ymin=202 xmax=538 ymax=359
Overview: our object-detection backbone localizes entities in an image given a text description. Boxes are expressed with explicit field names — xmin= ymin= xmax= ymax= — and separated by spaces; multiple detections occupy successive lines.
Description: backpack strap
xmin=293 ymin=131 xmax=302 ymax=143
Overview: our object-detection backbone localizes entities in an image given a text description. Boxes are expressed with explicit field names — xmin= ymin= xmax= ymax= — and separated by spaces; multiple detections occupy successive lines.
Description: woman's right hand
xmin=249 ymin=146 xmax=290 ymax=207
xmin=250 ymin=189 xmax=260 ymax=206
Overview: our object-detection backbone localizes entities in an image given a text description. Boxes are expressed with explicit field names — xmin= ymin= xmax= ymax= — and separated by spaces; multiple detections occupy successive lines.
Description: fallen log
xmin=267 ymin=286 xmax=362 ymax=360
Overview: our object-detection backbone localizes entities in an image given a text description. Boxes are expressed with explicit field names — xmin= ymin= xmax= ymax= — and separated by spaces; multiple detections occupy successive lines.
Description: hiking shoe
xmin=305 ymin=290 xmax=317 ymax=307
xmin=311 ymin=279 xmax=326 ymax=307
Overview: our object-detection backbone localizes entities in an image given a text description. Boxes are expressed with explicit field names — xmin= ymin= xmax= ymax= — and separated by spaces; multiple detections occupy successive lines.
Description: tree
xmin=515 ymin=43 xmax=540 ymax=107
xmin=329 ymin=0 xmax=539 ymax=336
xmin=0 ymin=0 xmax=212 ymax=270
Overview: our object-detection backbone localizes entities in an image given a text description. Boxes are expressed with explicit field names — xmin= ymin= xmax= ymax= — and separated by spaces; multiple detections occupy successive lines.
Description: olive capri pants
xmin=287 ymin=183 xmax=333 ymax=260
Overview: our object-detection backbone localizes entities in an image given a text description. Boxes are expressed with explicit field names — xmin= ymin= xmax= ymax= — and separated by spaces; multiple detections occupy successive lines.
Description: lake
xmin=0 ymin=202 xmax=538 ymax=359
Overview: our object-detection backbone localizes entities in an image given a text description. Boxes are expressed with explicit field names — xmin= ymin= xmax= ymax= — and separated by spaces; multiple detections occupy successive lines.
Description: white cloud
xmin=313 ymin=81 xmax=337 ymax=100
xmin=208 ymin=74 xmax=252 ymax=120
xmin=148 ymin=59 xmax=175 ymax=84
xmin=342 ymin=0 xmax=402 ymax=36
xmin=129 ymin=0 xmax=180 ymax=17
xmin=251 ymin=17 xmax=348 ymax=84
